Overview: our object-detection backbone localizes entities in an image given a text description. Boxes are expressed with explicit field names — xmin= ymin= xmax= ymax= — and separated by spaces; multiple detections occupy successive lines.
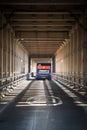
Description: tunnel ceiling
xmin=0 ymin=0 xmax=87 ymax=57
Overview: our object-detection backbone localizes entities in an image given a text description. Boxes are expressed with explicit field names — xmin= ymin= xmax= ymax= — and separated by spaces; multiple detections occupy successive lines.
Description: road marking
xmin=16 ymin=95 xmax=63 ymax=107
xmin=54 ymin=80 xmax=87 ymax=107
xmin=16 ymin=80 xmax=63 ymax=107
xmin=45 ymin=80 xmax=57 ymax=105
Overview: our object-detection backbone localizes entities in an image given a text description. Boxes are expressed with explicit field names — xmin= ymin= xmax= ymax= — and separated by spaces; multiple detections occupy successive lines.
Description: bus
xmin=36 ymin=62 xmax=52 ymax=80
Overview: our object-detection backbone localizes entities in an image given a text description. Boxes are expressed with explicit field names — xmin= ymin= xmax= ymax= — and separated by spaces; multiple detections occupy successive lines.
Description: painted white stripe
xmin=45 ymin=80 xmax=56 ymax=105
xmin=53 ymin=80 xmax=87 ymax=107
xmin=16 ymin=80 xmax=63 ymax=107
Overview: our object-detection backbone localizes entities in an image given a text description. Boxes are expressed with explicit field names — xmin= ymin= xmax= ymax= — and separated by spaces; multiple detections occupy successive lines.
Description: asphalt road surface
xmin=0 ymin=80 xmax=87 ymax=130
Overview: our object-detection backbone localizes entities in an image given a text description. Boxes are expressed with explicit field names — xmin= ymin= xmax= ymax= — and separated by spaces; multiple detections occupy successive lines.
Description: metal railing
xmin=0 ymin=74 xmax=28 ymax=99
xmin=52 ymin=73 xmax=87 ymax=96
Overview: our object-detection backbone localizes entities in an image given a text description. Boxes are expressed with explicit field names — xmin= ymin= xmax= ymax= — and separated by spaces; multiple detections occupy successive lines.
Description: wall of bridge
xmin=0 ymin=12 xmax=87 ymax=80
xmin=0 ymin=16 xmax=28 ymax=79
xmin=55 ymin=23 xmax=87 ymax=79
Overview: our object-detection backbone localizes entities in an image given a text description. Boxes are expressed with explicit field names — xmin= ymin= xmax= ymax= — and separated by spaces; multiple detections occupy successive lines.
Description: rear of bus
xmin=36 ymin=63 xmax=52 ymax=80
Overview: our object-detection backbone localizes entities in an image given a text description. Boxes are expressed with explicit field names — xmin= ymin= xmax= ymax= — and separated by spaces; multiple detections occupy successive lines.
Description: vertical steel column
xmin=3 ymin=28 xmax=6 ymax=78
xmin=10 ymin=31 xmax=14 ymax=76
xmin=52 ymin=55 xmax=55 ymax=73
xmin=28 ymin=56 xmax=31 ymax=73
xmin=67 ymin=39 xmax=70 ymax=74
xmin=8 ymin=28 xmax=11 ymax=77
xmin=66 ymin=41 xmax=68 ymax=74
xmin=73 ymin=27 xmax=78 ymax=75
xmin=77 ymin=25 xmax=82 ymax=77
xmin=63 ymin=43 xmax=65 ymax=74
xmin=0 ymin=30 xmax=2 ymax=79
xmin=64 ymin=42 xmax=67 ymax=74
xmin=6 ymin=26 xmax=9 ymax=77
xmin=0 ymin=14 xmax=4 ymax=79
xmin=70 ymin=31 xmax=74 ymax=75
xmin=13 ymin=38 xmax=16 ymax=76
xmin=72 ymin=29 xmax=75 ymax=75
xmin=76 ymin=25 xmax=82 ymax=76
xmin=69 ymin=34 xmax=72 ymax=75
xmin=81 ymin=30 xmax=87 ymax=78
xmin=0 ymin=14 xmax=3 ymax=79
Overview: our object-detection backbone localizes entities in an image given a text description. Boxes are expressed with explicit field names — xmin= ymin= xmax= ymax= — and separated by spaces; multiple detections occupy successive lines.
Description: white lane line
xmin=16 ymin=96 xmax=62 ymax=107
xmin=16 ymin=80 xmax=63 ymax=107
xmin=53 ymin=80 xmax=87 ymax=107
xmin=45 ymin=80 xmax=63 ymax=106
xmin=45 ymin=79 xmax=56 ymax=105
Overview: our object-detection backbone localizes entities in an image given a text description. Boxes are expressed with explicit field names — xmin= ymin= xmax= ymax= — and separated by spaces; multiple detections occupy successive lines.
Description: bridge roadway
xmin=0 ymin=79 xmax=87 ymax=130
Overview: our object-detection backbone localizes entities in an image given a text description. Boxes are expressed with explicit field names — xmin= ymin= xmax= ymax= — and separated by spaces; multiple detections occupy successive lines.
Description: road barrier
xmin=0 ymin=74 xmax=27 ymax=99
xmin=52 ymin=73 xmax=87 ymax=97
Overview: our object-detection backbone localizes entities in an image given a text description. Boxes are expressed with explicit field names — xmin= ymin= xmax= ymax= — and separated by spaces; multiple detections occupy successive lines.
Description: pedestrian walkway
xmin=0 ymin=80 xmax=32 ymax=117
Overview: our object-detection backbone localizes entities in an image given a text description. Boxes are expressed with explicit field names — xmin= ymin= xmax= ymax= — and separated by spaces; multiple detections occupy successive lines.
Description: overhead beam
xmin=10 ymin=14 xmax=76 ymax=20
xmin=19 ymin=37 xmax=65 ymax=40
xmin=15 ymin=31 xmax=68 ymax=38
xmin=14 ymin=28 xmax=70 ymax=32
xmin=11 ymin=22 xmax=73 ymax=27
xmin=29 ymin=54 xmax=54 ymax=58
xmin=0 ymin=2 xmax=86 ymax=6
xmin=10 ymin=18 xmax=75 ymax=22
xmin=21 ymin=41 xmax=62 ymax=43
xmin=7 ymin=11 xmax=82 ymax=15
